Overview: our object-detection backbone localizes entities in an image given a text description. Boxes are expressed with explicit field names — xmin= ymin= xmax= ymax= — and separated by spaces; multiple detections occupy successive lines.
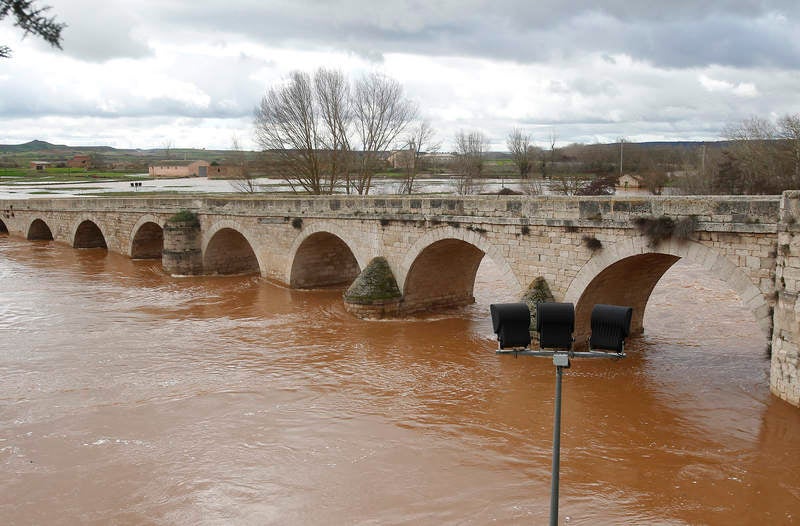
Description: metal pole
xmin=550 ymin=365 xmax=564 ymax=526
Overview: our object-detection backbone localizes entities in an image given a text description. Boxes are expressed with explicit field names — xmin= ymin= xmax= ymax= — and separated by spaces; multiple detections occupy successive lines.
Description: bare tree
xmin=507 ymin=128 xmax=534 ymax=179
xmin=254 ymin=70 xmax=346 ymax=194
xmin=351 ymin=73 xmax=417 ymax=195
xmin=255 ymin=69 xmax=416 ymax=195
xmin=778 ymin=113 xmax=800 ymax=187
xmin=722 ymin=116 xmax=783 ymax=194
xmin=453 ymin=130 xmax=489 ymax=195
xmin=162 ymin=139 xmax=173 ymax=160
xmin=314 ymin=68 xmax=351 ymax=193
xmin=398 ymin=121 xmax=438 ymax=194
xmin=541 ymin=129 xmax=557 ymax=178
xmin=551 ymin=173 xmax=585 ymax=195
xmin=1 ymin=0 xmax=64 ymax=58
xmin=229 ymin=135 xmax=258 ymax=193
xmin=640 ymin=169 xmax=668 ymax=195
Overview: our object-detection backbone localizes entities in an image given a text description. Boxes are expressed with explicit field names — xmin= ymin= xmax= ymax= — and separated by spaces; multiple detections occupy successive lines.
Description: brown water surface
xmin=1 ymin=234 xmax=798 ymax=525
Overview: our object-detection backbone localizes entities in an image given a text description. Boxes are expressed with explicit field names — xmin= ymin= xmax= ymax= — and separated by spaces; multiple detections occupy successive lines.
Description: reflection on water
xmin=0 ymin=234 xmax=798 ymax=525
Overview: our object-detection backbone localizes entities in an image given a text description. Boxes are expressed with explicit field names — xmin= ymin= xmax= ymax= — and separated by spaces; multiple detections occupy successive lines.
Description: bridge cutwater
xmin=2 ymin=192 xmax=799 ymax=408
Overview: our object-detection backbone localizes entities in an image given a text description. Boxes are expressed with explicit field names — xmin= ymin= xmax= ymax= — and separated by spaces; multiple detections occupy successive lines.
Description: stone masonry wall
xmin=772 ymin=192 xmax=800 ymax=406
xmin=0 ymin=194 xmax=792 ymax=404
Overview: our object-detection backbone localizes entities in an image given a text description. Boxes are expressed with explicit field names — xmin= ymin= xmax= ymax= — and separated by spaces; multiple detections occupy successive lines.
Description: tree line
xmin=254 ymin=68 xmax=800 ymax=197
xmin=680 ymin=115 xmax=800 ymax=195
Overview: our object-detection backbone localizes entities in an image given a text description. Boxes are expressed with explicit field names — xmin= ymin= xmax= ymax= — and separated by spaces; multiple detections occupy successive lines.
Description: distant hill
xmin=0 ymin=140 xmax=261 ymax=172
xmin=0 ymin=140 xmax=69 ymax=152
xmin=0 ymin=140 xmax=131 ymax=154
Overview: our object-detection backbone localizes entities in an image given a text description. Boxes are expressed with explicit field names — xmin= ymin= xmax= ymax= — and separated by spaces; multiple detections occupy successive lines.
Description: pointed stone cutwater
xmin=344 ymin=257 xmax=402 ymax=318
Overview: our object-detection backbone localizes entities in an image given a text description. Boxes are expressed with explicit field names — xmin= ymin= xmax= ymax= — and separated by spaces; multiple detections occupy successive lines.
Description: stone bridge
xmin=1 ymin=193 xmax=799 ymax=408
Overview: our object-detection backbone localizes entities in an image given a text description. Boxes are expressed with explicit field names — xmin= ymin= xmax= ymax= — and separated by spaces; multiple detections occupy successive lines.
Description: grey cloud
xmin=0 ymin=50 xmax=269 ymax=120
xmin=45 ymin=0 xmax=151 ymax=61
xmin=147 ymin=0 xmax=800 ymax=69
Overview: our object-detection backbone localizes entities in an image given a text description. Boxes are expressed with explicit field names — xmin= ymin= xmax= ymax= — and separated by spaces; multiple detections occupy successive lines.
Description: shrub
xmin=169 ymin=210 xmax=199 ymax=226
xmin=673 ymin=216 xmax=698 ymax=240
xmin=633 ymin=215 xmax=675 ymax=247
xmin=582 ymin=235 xmax=603 ymax=251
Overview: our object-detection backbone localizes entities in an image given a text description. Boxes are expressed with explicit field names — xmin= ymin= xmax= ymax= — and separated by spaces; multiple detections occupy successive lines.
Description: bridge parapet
xmin=209 ymin=195 xmax=780 ymax=231
xmin=1 ymin=195 xmax=780 ymax=234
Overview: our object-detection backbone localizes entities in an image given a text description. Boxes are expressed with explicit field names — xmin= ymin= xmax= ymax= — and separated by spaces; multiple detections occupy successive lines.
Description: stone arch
xmin=285 ymin=221 xmax=370 ymax=285
xmin=289 ymin=230 xmax=361 ymax=289
xmin=202 ymin=220 xmax=263 ymax=275
xmin=399 ymin=226 xmax=522 ymax=314
xmin=27 ymin=218 xmax=54 ymax=240
xmin=129 ymin=215 xmax=164 ymax=259
xmin=71 ymin=218 xmax=107 ymax=249
xmin=564 ymin=236 xmax=771 ymax=340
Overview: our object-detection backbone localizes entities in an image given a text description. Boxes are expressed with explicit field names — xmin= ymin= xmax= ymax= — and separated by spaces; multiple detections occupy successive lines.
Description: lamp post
xmin=490 ymin=302 xmax=633 ymax=525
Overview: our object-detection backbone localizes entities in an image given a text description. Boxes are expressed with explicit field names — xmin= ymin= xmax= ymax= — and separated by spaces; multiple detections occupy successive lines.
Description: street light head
xmin=536 ymin=302 xmax=575 ymax=350
xmin=490 ymin=302 xmax=532 ymax=349
xmin=589 ymin=304 xmax=633 ymax=352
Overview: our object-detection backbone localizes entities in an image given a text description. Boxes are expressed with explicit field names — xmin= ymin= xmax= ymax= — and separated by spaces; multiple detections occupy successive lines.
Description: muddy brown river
xmin=1 ymin=233 xmax=799 ymax=525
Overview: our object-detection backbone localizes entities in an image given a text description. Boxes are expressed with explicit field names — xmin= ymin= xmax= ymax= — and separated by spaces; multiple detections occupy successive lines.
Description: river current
xmin=1 ymin=233 xmax=798 ymax=525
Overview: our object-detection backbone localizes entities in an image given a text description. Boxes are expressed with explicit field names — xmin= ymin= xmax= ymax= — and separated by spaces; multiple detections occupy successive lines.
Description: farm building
xmin=148 ymin=160 xmax=210 ymax=178
xmin=29 ymin=161 xmax=51 ymax=171
xmin=617 ymin=174 xmax=644 ymax=190
xmin=207 ymin=164 xmax=244 ymax=179
xmin=67 ymin=155 xmax=92 ymax=169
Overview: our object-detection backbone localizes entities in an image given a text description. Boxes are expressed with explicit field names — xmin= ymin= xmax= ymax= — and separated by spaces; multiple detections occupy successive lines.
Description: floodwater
xmin=0 ymin=176 xmax=672 ymax=199
xmin=1 ymin=233 xmax=798 ymax=525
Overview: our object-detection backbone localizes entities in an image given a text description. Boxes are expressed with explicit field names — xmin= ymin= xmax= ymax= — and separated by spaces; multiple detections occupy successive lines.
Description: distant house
xmin=617 ymin=174 xmax=643 ymax=190
xmin=67 ymin=155 xmax=92 ymax=169
xmin=30 ymin=161 xmax=51 ymax=171
xmin=207 ymin=164 xmax=244 ymax=179
xmin=148 ymin=160 xmax=210 ymax=178
xmin=387 ymin=149 xmax=413 ymax=169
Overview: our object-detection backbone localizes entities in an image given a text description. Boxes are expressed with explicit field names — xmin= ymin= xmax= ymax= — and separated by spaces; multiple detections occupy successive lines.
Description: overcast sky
xmin=1 ymin=0 xmax=799 ymax=150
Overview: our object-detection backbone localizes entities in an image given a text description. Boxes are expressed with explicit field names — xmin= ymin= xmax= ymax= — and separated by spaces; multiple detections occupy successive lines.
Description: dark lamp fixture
xmin=589 ymin=304 xmax=633 ymax=353
xmin=489 ymin=300 xmax=633 ymax=526
xmin=536 ymin=302 xmax=575 ymax=350
xmin=490 ymin=302 xmax=531 ymax=349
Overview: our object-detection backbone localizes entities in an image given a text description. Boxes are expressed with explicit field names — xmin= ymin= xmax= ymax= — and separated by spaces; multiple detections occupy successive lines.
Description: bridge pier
xmin=162 ymin=213 xmax=203 ymax=276
xmin=343 ymin=257 xmax=402 ymax=318
xmin=771 ymin=191 xmax=800 ymax=406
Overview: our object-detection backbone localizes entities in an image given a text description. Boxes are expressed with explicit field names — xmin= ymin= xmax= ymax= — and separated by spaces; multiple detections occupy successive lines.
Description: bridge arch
xmin=399 ymin=227 xmax=522 ymax=313
xmin=564 ymin=236 xmax=771 ymax=340
xmin=71 ymin=217 xmax=107 ymax=249
xmin=202 ymin=220 xmax=263 ymax=275
xmin=129 ymin=215 xmax=164 ymax=259
xmin=27 ymin=218 xmax=54 ymax=240
xmin=286 ymin=222 xmax=365 ymax=288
